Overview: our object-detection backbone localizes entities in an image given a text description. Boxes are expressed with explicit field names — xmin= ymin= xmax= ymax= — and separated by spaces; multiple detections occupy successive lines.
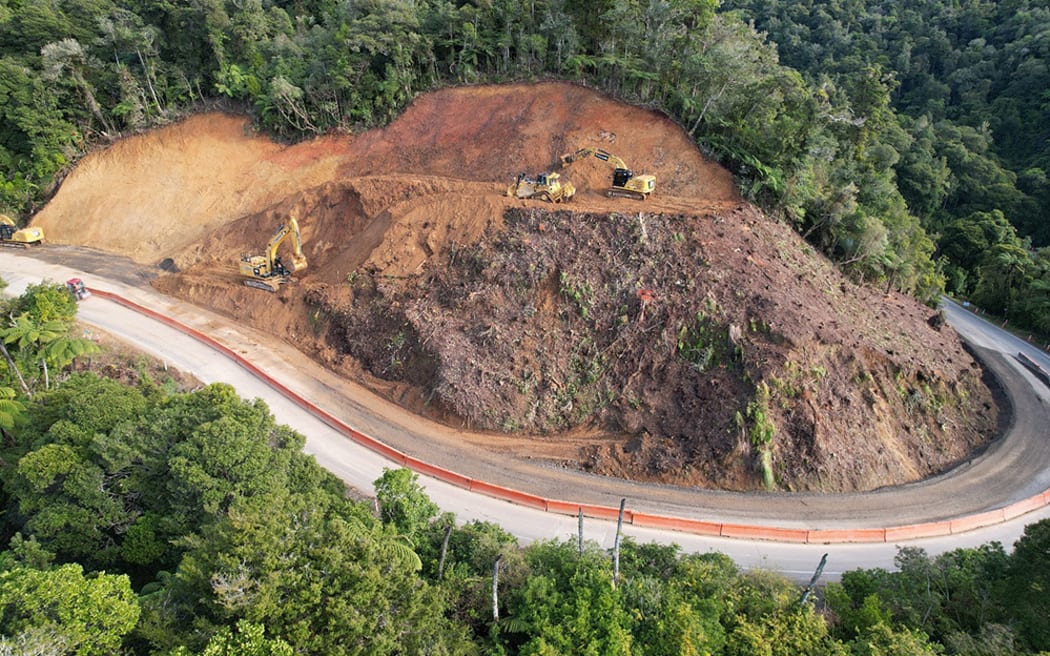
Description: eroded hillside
xmin=32 ymin=82 xmax=997 ymax=492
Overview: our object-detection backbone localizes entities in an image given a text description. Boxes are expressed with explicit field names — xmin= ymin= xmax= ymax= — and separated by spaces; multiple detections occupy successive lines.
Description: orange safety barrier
xmin=580 ymin=503 xmax=633 ymax=523
xmin=807 ymin=528 xmax=887 ymax=544
xmin=1002 ymin=494 xmax=1049 ymax=520
xmin=544 ymin=499 xmax=584 ymax=516
xmin=84 ymin=288 xmax=1050 ymax=545
xmin=544 ymin=500 xmax=631 ymax=523
xmin=403 ymin=456 xmax=472 ymax=489
xmin=720 ymin=523 xmax=808 ymax=543
xmin=468 ymin=479 xmax=548 ymax=511
xmin=885 ymin=522 xmax=952 ymax=541
xmin=949 ymin=508 xmax=1007 ymax=534
xmin=631 ymin=512 xmax=723 ymax=536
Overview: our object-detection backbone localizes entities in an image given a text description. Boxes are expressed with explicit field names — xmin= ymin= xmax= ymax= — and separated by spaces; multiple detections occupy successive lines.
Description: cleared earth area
xmin=33 ymin=81 xmax=998 ymax=493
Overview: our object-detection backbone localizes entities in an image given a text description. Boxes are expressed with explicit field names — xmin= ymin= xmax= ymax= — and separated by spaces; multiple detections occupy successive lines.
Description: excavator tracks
xmin=244 ymin=279 xmax=280 ymax=292
xmin=606 ymin=188 xmax=648 ymax=201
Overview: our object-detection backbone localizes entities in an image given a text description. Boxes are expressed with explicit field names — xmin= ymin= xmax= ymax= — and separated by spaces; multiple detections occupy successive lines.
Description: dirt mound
xmin=32 ymin=82 xmax=996 ymax=492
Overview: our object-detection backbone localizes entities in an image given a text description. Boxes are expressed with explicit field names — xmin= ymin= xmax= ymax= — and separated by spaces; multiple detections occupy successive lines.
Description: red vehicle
xmin=66 ymin=278 xmax=91 ymax=301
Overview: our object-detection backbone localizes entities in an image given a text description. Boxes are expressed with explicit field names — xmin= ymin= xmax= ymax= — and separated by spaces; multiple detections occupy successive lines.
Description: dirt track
xmin=29 ymin=82 xmax=1000 ymax=494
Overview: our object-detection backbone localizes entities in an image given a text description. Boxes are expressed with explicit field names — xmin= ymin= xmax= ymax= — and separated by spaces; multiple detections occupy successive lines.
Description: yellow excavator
xmin=559 ymin=147 xmax=656 ymax=200
xmin=506 ymin=171 xmax=576 ymax=203
xmin=239 ymin=215 xmax=308 ymax=292
xmin=0 ymin=215 xmax=44 ymax=247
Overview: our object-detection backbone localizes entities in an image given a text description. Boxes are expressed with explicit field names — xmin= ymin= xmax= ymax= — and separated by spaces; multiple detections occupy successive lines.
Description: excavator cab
xmin=612 ymin=168 xmax=634 ymax=188
xmin=239 ymin=215 xmax=308 ymax=292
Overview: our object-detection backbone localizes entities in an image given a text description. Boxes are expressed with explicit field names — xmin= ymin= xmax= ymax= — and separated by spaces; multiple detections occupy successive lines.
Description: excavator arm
xmin=240 ymin=215 xmax=308 ymax=291
xmin=559 ymin=146 xmax=656 ymax=200
xmin=264 ymin=215 xmax=308 ymax=274
xmin=560 ymin=147 xmax=629 ymax=169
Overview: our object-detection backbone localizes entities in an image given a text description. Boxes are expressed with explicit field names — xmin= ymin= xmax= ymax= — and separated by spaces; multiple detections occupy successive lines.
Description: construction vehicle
xmin=0 ymin=215 xmax=44 ymax=247
xmin=65 ymin=278 xmax=90 ymax=301
xmin=239 ymin=215 xmax=308 ymax=292
xmin=506 ymin=171 xmax=576 ymax=203
xmin=559 ymin=147 xmax=657 ymax=200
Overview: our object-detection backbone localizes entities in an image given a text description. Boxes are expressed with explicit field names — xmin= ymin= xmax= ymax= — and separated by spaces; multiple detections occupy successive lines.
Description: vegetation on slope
xmin=321 ymin=204 xmax=994 ymax=492
xmin=723 ymin=0 xmax=1050 ymax=334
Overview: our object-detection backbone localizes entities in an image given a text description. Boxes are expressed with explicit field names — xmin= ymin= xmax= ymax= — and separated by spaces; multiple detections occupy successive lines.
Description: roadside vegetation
xmin=0 ymin=281 xmax=1047 ymax=654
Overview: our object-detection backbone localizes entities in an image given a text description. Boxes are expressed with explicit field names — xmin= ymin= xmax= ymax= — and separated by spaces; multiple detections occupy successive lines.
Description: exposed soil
xmin=70 ymin=326 xmax=202 ymax=392
xmin=32 ymin=81 xmax=997 ymax=492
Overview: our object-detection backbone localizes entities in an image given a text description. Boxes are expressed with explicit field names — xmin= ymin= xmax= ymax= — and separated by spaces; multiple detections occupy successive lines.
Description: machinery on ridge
xmin=506 ymin=171 xmax=576 ymax=203
xmin=559 ymin=147 xmax=656 ymax=200
xmin=0 ymin=215 xmax=44 ymax=247
xmin=239 ymin=215 xmax=308 ymax=292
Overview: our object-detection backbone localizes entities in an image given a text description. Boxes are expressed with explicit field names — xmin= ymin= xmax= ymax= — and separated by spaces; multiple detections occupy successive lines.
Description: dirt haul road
xmin=29 ymin=82 xmax=1004 ymax=496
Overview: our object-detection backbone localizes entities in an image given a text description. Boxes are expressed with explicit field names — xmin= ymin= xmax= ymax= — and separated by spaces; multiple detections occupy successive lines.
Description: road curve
xmin=3 ymin=250 xmax=1049 ymax=580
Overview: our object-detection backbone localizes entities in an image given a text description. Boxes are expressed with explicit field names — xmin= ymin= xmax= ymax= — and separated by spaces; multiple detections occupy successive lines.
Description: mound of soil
xmin=32 ymin=82 xmax=997 ymax=492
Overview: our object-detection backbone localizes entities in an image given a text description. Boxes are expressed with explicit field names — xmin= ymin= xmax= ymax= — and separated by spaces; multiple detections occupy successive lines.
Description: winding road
xmin=3 ymin=248 xmax=1049 ymax=581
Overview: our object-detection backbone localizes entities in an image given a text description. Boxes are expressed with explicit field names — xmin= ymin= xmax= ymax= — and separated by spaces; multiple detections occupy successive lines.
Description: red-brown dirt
xmin=32 ymin=81 xmax=997 ymax=492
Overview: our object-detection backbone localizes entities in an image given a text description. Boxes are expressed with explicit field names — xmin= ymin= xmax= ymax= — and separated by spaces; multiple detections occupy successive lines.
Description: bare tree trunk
xmin=41 ymin=358 xmax=49 ymax=390
xmin=136 ymin=47 xmax=162 ymax=115
xmin=691 ymin=80 xmax=729 ymax=137
xmin=800 ymin=553 xmax=828 ymax=605
xmin=0 ymin=343 xmax=31 ymax=399
xmin=72 ymin=69 xmax=115 ymax=137
xmin=612 ymin=498 xmax=626 ymax=589
xmin=438 ymin=521 xmax=453 ymax=579
xmin=492 ymin=555 xmax=502 ymax=622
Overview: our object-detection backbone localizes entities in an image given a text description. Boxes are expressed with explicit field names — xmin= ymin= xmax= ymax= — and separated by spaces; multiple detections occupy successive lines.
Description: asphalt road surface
xmin=2 ymin=249 xmax=1048 ymax=581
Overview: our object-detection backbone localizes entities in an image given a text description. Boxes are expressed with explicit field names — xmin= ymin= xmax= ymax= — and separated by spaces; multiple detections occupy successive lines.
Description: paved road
xmin=3 ymin=250 xmax=1049 ymax=581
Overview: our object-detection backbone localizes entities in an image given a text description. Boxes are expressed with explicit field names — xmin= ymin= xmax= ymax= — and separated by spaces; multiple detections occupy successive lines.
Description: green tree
xmin=972 ymin=242 xmax=1033 ymax=315
xmin=4 ymin=375 xmax=149 ymax=568
xmin=848 ymin=622 xmax=944 ymax=656
xmin=373 ymin=466 xmax=438 ymax=543
xmin=155 ymin=496 xmax=474 ymax=656
xmin=169 ymin=620 xmax=293 ymax=656
xmin=503 ymin=543 xmax=634 ymax=655
xmin=1003 ymin=519 xmax=1050 ymax=651
xmin=0 ymin=563 xmax=139 ymax=655
xmin=0 ymin=282 xmax=99 ymax=396
xmin=40 ymin=37 xmax=115 ymax=137
xmin=0 ymin=386 xmax=25 ymax=432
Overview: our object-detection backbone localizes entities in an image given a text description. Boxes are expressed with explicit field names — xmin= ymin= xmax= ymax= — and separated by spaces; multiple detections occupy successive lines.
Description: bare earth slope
xmin=31 ymin=82 xmax=997 ymax=492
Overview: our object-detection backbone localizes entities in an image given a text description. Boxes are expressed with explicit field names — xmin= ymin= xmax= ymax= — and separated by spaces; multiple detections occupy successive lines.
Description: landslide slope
xmin=32 ymin=82 xmax=997 ymax=492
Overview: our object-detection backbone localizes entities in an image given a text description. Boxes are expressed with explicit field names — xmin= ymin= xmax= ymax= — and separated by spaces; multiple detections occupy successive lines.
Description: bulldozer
xmin=239 ymin=215 xmax=308 ymax=292
xmin=0 ymin=215 xmax=44 ymax=247
xmin=506 ymin=171 xmax=576 ymax=203
xmin=560 ymin=147 xmax=656 ymax=200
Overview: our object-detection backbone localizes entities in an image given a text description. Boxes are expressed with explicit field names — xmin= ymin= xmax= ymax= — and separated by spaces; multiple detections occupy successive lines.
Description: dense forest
xmin=0 ymin=0 xmax=1047 ymax=331
xmin=0 ymin=281 xmax=1048 ymax=654
xmin=722 ymin=0 xmax=1050 ymax=334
